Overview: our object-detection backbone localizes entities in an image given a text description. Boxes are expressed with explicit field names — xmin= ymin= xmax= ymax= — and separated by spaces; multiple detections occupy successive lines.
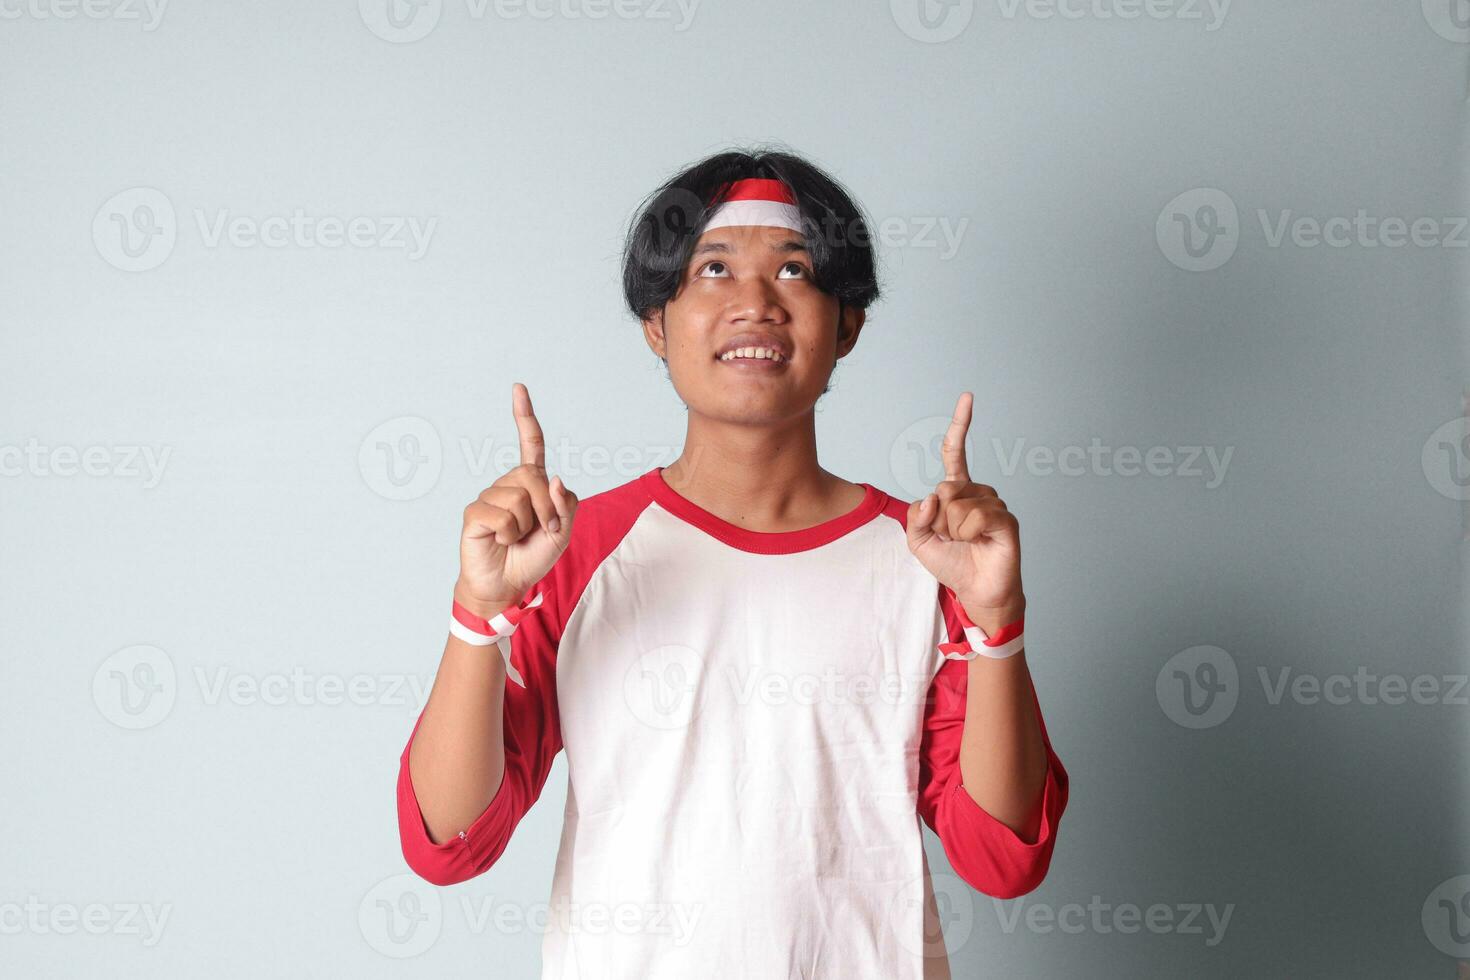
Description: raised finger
xmin=942 ymin=391 xmax=973 ymax=484
xmin=512 ymin=382 xmax=547 ymax=471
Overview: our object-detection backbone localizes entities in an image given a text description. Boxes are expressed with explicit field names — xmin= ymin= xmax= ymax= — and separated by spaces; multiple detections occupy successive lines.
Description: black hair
xmin=621 ymin=145 xmax=882 ymax=323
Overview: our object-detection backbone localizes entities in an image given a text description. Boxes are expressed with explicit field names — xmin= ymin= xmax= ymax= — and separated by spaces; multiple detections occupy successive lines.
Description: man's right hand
xmin=454 ymin=382 xmax=578 ymax=618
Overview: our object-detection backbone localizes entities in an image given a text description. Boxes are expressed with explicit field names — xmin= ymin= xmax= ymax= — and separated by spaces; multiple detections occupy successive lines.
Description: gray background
xmin=2 ymin=0 xmax=1467 ymax=976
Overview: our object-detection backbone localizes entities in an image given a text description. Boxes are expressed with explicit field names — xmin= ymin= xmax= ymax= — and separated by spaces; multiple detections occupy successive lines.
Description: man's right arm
xmin=396 ymin=382 xmax=577 ymax=887
xmin=397 ymin=581 xmax=566 ymax=887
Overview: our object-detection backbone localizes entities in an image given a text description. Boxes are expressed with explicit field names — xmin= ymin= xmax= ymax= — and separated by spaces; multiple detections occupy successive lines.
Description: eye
xmin=777 ymin=261 xmax=810 ymax=280
xmin=696 ymin=260 xmax=731 ymax=278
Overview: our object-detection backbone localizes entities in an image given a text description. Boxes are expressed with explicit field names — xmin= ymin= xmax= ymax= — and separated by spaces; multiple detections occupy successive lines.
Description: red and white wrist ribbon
xmin=937 ymin=589 xmax=1025 ymax=661
xmin=703 ymin=177 xmax=804 ymax=234
xmin=449 ymin=591 xmax=545 ymax=688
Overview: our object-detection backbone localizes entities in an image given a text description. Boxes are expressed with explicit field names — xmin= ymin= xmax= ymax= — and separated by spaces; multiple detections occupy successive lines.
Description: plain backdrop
xmin=2 ymin=0 xmax=1467 ymax=976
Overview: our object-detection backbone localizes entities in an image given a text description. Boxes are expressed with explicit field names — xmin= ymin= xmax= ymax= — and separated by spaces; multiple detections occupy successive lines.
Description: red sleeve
xmin=395 ymin=576 xmax=566 ymax=887
xmin=916 ymin=586 xmax=1069 ymax=899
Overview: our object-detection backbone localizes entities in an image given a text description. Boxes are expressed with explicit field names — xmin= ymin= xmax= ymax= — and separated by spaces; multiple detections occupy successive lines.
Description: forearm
xmin=406 ymin=587 xmax=515 ymax=844
xmin=955 ymin=599 xmax=1048 ymax=842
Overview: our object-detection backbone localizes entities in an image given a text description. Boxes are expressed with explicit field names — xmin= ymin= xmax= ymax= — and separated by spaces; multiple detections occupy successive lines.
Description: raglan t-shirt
xmin=396 ymin=466 xmax=1069 ymax=979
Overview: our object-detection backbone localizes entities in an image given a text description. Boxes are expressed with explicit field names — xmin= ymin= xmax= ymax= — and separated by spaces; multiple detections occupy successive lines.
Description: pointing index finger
xmin=512 ymin=382 xmax=546 ymax=471
xmin=942 ymin=391 xmax=973 ymax=483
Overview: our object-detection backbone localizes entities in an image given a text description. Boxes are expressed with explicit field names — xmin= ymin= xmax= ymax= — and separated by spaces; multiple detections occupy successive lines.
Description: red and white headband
xmin=703 ymin=178 xmax=805 ymax=234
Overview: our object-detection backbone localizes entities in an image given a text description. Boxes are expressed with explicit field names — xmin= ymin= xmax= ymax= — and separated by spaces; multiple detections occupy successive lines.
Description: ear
xmin=835 ymin=304 xmax=866 ymax=359
xmin=641 ymin=307 xmax=667 ymax=361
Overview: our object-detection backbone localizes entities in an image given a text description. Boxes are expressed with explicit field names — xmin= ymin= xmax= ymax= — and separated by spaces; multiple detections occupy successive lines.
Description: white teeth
xmin=720 ymin=347 xmax=784 ymax=362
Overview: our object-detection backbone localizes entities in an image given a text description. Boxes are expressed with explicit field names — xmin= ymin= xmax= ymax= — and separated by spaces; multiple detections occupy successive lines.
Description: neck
xmin=660 ymin=409 xmax=863 ymax=532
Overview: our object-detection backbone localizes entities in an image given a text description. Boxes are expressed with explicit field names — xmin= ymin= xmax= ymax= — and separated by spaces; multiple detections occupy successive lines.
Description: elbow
xmin=396 ymin=754 xmax=501 ymax=888
xmin=956 ymin=848 xmax=1056 ymax=900
xmin=399 ymin=840 xmax=478 ymax=888
xmin=937 ymin=756 xmax=1068 ymax=900
xmin=396 ymin=758 xmax=517 ymax=887
xmin=396 ymin=805 xmax=509 ymax=887
xmin=940 ymin=824 xmax=1060 ymax=900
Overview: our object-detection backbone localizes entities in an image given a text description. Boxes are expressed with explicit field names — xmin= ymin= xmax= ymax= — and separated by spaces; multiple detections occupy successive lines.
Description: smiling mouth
xmin=716 ymin=346 xmax=788 ymax=366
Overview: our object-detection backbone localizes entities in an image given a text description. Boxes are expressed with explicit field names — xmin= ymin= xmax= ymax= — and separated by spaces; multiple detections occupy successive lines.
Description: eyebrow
xmin=691 ymin=239 xmax=809 ymax=258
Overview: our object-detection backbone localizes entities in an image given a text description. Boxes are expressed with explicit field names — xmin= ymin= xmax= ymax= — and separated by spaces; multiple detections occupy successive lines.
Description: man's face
xmin=643 ymin=224 xmax=864 ymax=425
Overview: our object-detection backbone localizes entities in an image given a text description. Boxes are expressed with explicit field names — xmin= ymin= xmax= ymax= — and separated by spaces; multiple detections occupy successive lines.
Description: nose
xmin=726 ymin=275 xmax=787 ymax=325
